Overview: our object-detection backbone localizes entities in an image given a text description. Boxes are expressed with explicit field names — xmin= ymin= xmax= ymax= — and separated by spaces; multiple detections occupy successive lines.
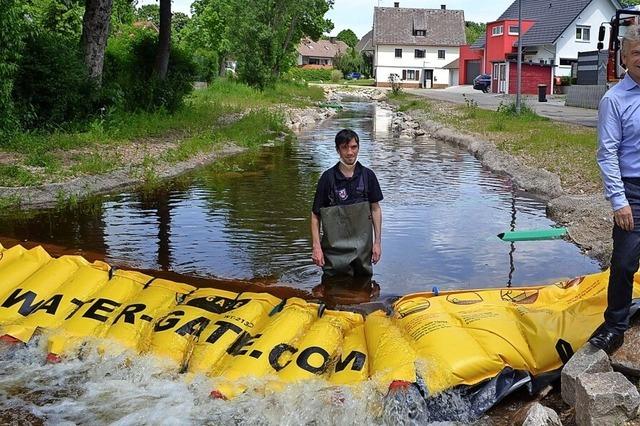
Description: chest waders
xmin=319 ymin=168 xmax=374 ymax=277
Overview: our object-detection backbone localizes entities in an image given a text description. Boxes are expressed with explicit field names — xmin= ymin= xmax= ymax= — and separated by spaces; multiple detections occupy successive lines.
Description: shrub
xmin=284 ymin=67 xmax=333 ymax=82
xmin=12 ymin=31 xmax=97 ymax=130
xmin=0 ymin=0 xmax=25 ymax=138
xmin=331 ymin=69 xmax=343 ymax=82
xmin=103 ymin=27 xmax=197 ymax=112
xmin=388 ymin=73 xmax=402 ymax=95
xmin=192 ymin=48 xmax=219 ymax=82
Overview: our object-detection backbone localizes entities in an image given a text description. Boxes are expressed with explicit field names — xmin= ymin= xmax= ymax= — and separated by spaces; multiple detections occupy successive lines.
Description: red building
xmin=460 ymin=18 xmax=553 ymax=95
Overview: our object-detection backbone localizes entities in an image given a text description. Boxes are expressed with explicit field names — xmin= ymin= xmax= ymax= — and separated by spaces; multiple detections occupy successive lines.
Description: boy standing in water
xmin=310 ymin=129 xmax=383 ymax=278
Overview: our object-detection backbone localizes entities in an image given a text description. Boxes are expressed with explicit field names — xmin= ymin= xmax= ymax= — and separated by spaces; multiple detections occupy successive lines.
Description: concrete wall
xmin=565 ymin=84 xmax=608 ymax=109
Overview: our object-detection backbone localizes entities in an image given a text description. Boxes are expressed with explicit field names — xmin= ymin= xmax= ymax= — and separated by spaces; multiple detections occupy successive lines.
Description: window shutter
xmin=415 ymin=70 xmax=420 ymax=81
xmin=402 ymin=70 xmax=407 ymax=80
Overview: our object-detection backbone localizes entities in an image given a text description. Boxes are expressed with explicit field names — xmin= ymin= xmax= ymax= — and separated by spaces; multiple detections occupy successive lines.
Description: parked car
xmin=472 ymin=74 xmax=491 ymax=93
xmin=346 ymin=72 xmax=362 ymax=80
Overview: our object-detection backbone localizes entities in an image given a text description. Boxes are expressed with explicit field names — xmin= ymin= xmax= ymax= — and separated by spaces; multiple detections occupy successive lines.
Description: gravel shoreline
xmin=0 ymin=105 xmax=336 ymax=210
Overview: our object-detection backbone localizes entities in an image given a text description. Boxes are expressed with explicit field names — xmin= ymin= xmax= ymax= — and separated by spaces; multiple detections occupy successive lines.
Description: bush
xmin=12 ymin=31 xmax=97 ymax=130
xmin=0 ymin=0 xmax=25 ymax=138
xmin=103 ymin=27 xmax=197 ymax=112
xmin=284 ymin=67 xmax=333 ymax=82
xmin=192 ymin=48 xmax=219 ymax=82
xmin=331 ymin=69 xmax=343 ymax=82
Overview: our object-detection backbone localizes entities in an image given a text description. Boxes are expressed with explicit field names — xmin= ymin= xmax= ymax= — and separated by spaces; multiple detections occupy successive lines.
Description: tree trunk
xmin=273 ymin=15 xmax=297 ymax=78
xmin=154 ymin=0 xmax=171 ymax=79
xmin=81 ymin=0 xmax=114 ymax=84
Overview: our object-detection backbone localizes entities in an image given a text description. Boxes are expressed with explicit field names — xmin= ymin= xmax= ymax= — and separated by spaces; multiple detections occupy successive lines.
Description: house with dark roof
xmin=459 ymin=0 xmax=620 ymax=94
xmin=296 ymin=38 xmax=349 ymax=68
xmin=356 ymin=30 xmax=374 ymax=56
xmin=372 ymin=3 xmax=466 ymax=88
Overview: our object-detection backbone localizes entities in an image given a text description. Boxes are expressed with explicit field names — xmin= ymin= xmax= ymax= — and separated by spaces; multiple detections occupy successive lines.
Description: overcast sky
xmin=139 ymin=0 xmax=515 ymax=38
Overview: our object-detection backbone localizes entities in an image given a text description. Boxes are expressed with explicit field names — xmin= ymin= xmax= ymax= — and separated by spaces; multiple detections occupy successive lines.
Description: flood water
xmin=0 ymin=101 xmax=599 ymax=298
xmin=0 ymin=101 xmax=602 ymax=424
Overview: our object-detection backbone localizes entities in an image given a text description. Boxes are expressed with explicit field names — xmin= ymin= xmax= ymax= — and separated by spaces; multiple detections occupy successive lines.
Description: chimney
xmin=441 ymin=4 xmax=446 ymax=9
xmin=394 ymin=2 xmax=399 ymax=7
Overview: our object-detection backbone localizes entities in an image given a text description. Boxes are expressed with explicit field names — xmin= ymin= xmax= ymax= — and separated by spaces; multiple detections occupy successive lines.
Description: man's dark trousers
xmin=606 ymin=178 xmax=640 ymax=334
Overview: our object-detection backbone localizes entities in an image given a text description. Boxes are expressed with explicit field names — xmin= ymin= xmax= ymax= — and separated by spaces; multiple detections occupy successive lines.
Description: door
xmin=465 ymin=60 xmax=481 ymax=84
xmin=498 ymin=63 xmax=507 ymax=93
xmin=423 ymin=69 xmax=433 ymax=88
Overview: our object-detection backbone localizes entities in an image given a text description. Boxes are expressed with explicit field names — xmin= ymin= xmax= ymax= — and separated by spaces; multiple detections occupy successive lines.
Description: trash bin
xmin=538 ymin=84 xmax=547 ymax=102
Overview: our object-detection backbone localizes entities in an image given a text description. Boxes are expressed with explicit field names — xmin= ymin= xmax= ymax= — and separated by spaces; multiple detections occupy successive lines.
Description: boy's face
xmin=337 ymin=138 xmax=359 ymax=166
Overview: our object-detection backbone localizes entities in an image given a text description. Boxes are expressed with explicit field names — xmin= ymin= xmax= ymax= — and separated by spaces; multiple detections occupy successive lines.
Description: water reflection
xmin=0 ymin=102 xmax=599 ymax=296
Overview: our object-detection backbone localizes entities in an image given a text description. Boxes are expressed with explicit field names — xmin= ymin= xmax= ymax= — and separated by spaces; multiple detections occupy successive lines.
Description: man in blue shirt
xmin=592 ymin=25 xmax=640 ymax=353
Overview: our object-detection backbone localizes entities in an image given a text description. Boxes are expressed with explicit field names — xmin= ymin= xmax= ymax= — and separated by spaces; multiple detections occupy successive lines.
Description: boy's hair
xmin=335 ymin=129 xmax=359 ymax=150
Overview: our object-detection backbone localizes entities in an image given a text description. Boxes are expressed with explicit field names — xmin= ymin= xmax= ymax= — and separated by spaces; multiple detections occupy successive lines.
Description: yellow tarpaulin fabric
xmin=0 ymin=244 xmax=633 ymax=401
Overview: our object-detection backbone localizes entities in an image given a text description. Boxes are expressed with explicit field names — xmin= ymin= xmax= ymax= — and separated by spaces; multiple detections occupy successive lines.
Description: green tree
xmin=465 ymin=21 xmax=485 ymax=45
xmin=25 ymin=0 xmax=85 ymax=37
xmin=333 ymin=47 xmax=365 ymax=75
xmin=135 ymin=3 xmax=159 ymax=26
xmin=179 ymin=0 xmax=232 ymax=76
xmin=0 ymin=0 xmax=26 ymax=137
xmin=336 ymin=28 xmax=358 ymax=48
xmin=111 ymin=0 xmax=137 ymax=30
xmin=230 ymin=0 xmax=334 ymax=89
xmin=172 ymin=11 xmax=189 ymax=34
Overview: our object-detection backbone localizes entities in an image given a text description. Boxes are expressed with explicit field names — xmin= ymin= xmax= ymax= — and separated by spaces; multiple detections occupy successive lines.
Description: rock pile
xmin=390 ymin=111 xmax=426 ymax=137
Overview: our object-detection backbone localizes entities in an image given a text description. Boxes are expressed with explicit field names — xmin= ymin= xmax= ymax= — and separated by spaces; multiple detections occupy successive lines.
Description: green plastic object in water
xmin=497 ymin=227 xmax=567 ymax=242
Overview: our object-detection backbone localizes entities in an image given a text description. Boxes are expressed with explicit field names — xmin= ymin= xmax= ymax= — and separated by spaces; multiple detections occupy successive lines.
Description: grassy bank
xmin=0 ymin=80 xmax=324 ymax=187
xmin=388 ymin=93 xmax=600 ymax=194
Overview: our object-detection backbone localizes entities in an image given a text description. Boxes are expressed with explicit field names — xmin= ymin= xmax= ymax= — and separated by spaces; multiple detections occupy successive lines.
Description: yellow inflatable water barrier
xmin=0 ymin=242 xmax=634 ymax=421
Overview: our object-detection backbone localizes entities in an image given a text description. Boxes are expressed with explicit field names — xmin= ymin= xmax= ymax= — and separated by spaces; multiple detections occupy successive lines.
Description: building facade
xmin=372 ymin=4 xmax=466 ymax=88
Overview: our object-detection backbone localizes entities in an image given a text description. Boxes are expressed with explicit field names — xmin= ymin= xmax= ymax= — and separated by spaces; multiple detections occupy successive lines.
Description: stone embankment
xmin=0 ymin=105 xmax=336 ymax=209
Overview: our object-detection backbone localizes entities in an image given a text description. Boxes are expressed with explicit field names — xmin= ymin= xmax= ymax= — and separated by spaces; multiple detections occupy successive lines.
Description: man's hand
xmin=614 ymin=205 xmax=634 ymax=231
xmin=372 ymin=242 xmax=381 ymax=264
xmin=312 ymin=245 xmax=325 ymax=267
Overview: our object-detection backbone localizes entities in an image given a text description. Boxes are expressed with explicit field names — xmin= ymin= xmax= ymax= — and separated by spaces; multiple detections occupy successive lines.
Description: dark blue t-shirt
xmin=312 ymin=162 xmax=383 ymax=216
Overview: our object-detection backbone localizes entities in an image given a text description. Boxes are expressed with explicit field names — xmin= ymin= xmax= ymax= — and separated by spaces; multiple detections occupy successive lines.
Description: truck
xmin=598 ymin=6 xmax=640 ymax=83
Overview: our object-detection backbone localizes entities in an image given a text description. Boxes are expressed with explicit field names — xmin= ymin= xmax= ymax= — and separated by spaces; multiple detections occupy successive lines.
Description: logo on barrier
xmin=186 ymin=296 xmax=249 ymax=314
xmin=446 ymin=292 xmax=483 ymax=305
xmin=555 ymin=276 xmax=585 ymax=289
xmin=500 ymin=290 xmax=540 ymax=304
xmin=397 ymin=301 xmax=430 ymax=318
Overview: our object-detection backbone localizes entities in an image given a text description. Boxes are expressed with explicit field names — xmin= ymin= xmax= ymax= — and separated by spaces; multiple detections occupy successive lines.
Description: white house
xmin=372 ymin=3 xmax=466 ymax=88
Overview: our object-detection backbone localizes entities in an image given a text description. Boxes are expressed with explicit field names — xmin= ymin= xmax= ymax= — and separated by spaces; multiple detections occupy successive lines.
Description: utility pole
xmin=516 ymin=0 xmax=522 ymax=114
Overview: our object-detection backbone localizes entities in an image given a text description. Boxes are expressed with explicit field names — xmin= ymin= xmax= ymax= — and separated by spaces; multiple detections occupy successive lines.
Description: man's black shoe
xmin=588 ymin=331 xmax=624 ymax=354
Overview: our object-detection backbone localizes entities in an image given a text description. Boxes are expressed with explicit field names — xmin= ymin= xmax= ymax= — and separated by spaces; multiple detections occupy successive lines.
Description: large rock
xmin=561 ymin=344 xmax=612 ymax=406
xmin=575 ymin=372 xmax=640 ymax=426
xmin=512 ymin=402 xmax=562 ymax=426
xmin=611 ymin=321 xmax=640 ymax=377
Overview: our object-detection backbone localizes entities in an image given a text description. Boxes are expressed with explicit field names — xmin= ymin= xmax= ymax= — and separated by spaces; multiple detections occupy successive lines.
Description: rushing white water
xmin=0 ymin=336 xmax=482 ymax=425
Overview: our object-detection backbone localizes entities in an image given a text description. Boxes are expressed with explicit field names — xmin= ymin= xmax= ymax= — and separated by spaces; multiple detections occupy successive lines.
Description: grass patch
xmin=69 ymin=153 xmax=120 ymax=175
xmin=0 ymin=164 xmax=40 ymax=186
xmin=397 ymin=99 xmax=431 ymax=113
xmin=214 ymin=109 xmax=289 ymax=149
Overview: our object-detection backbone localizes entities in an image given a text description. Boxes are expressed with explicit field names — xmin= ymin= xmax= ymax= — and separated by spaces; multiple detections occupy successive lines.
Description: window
xmin=413 ymin=30 xmax=426 ymax=36
xmin=438 ymin=49 xmax=445 ymax=59
xmin=395 ymin=48 xmax=402 ymax=58
xmin=492 ymin=25 xmax=503 ymax=36
xmin=414 ymin=49 xmax=425 ymax=58
xmin=576 ymin=25 xmax=590 ymax=41
xmin=508 ymin=25 xmax=519 ymax=35
xmin=402 ymin=69 xmax=420 ymax=81
xmin=560 ymin=58 xmax=576 ymax=66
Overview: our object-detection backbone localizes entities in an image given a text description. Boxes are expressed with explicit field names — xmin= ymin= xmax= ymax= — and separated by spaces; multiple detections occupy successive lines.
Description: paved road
xmin=405 ymin=86 xmax=598 ymax=127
